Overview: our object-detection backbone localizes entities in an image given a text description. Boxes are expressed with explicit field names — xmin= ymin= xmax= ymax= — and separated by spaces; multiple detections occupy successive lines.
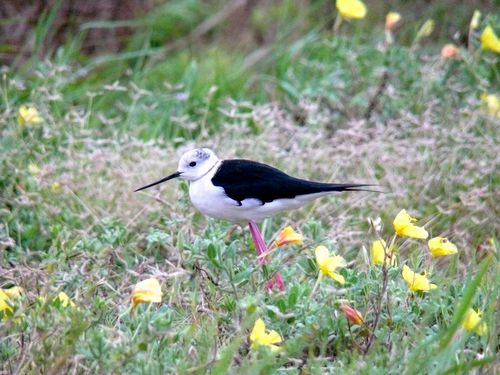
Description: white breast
xmin=189 ymin=174 xmax=237 ymax=221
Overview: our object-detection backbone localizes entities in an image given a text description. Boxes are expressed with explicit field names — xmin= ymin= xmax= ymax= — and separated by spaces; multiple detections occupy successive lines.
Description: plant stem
xmin=309 ymin=273 xmax=323 ymax=303
xmin=333 ymin=15 xmax=343 ymax=34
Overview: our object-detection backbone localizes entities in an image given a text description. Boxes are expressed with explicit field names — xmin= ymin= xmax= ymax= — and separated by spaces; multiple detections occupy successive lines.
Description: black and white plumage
xmin=135 ymin=148 xmax=373 ymax=223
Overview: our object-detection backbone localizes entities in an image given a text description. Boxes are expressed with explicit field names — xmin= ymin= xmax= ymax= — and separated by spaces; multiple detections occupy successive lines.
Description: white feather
xmin=189 ymin=164 xmax=332 ymax=222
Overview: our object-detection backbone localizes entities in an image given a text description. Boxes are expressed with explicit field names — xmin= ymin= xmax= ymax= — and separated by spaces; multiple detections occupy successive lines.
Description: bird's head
xmin=135 ymin=148 xmax=219 ymax=192
xmin=177 ymin=148 xmax=219 ymax=181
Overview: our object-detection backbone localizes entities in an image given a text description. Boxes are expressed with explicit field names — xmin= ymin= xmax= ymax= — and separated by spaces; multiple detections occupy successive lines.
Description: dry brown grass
xmin=50 ymin=94 xmax=499 ymax=265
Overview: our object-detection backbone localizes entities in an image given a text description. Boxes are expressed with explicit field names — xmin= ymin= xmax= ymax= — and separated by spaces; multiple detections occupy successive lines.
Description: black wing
xmin=211 ymin=159 xmax=372 ymax=205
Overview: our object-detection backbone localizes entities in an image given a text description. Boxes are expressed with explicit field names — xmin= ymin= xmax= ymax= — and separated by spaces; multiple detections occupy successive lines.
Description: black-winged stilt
xmin=135 ymin=148 xmax=374 ymax=291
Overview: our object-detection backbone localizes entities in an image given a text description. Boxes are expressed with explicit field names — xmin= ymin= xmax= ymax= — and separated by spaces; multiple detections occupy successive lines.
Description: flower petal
xmin=480 ymin=94 xmax=500 ymax=118
xmin=322 ymin=256 xmax=346 ymax=280
xmin=266 ymin=330 xmax=282 ymax=345
xmin=385 ymin=12 xmax=401 ymax=31
xmin=393 ymin=209 xmax=428 ymax=239
xmin=56 ymin=291 xmax=75 ymax=307
xmin=462 ymin=308 xmax=487 ymax=335
xmin=17 ymin=105 xmax=42 ymax=127
xmin=340 ymin=304 xmax=364 ymax=325
xmin=428 ymin=237 xmax=458 ymax=257
xmin=250 ymin=318 xmax=266 ymax=342
xmin=329 ymin=255 xmax=347 ymax=269
xmin=315 ymin=245 xmax=329 ymax=267
xmin=402 ymin=265 xmax=436 ymax=292
xmin=371 ymin=239 xmax=386 ymax=265
xmin=399 ymin=225 xmax=429 ymax=239
xmin=441 ymin=44 xmax=460 ymax=59
xmin=480 ymin=25 xmax=500 ymax=53
xmin=2 ymin=286 xmax=23 ymax=299
xmin=415 ymin=19 xmax=435 ymax=40
xmin=275 ymin=226 xmax=303 ymax=247
xmin=250 ymin=318 xmax=283 ymax=352
xmin=470 ymin=10 xmax=481 ymax=30
xmin=131 ymin=278 xmax=162 ymax=306
xmin=371 ymin=239 xmax=396 ymax=266
xmin=393 ymin=209 xmax=412 ymax=233
xmin=328 ymin=272 xmax=345 ymax=285
xmin=0 ymin=290 xmax=13 ymax=317
xmin=336 ymin=0 xmax=367 ymax=19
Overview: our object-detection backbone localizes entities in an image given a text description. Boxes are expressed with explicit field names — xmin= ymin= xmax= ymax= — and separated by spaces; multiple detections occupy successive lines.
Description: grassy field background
xmin=0 ymin=0 xmax=499 ymax=373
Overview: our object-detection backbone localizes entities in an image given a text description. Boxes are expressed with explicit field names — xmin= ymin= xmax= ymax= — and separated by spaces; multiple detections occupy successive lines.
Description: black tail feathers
xmin=325 ymin=183 xmax=384 ymax=193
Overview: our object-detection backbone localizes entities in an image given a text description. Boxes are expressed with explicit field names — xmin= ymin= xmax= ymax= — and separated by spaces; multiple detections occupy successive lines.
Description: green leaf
xmin=288 ymin=285 xmax=299 ymax=307
xmin=207 ymin=243 xmax=217 ymax=261
xmin=438 ymin=256 xmax=491 ymax=349
xmin=211 ymin=336 xmax=243 ymax=375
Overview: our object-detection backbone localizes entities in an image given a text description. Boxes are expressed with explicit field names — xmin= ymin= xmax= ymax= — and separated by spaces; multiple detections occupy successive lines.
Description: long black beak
xmin=134 ymin=171 xmax=182 ymax=192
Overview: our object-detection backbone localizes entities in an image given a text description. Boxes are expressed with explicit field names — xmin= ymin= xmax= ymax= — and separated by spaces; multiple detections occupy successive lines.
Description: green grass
xmin=0 ymin=1 xmax=499 ymax=373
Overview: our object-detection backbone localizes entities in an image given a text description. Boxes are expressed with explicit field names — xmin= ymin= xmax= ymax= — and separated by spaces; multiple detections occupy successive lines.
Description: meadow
xmin=0 ymin=1 xmax=499 ymax=373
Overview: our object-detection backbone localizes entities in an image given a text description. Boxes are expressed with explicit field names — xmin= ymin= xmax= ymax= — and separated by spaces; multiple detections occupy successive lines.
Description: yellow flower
xmin=402 ymin=265 xmax=437 ymax=292
xmin=274 ymin=226 xmax=303 ymax=247
xmin=28 ymin=163 xmax=41 ymax=176
xmin=415 ymin=19 xmax=434 ymax=41
xmin=441 ymin=44 xmax=460 ymax=59
xmin=2 ymin=286 xmax=23 ymax=299
xmin=0 ymin=286 xmax=23 ymax=319
xmin=480 ymin=94 xmax=500 ymax=118
xmin=315 ymin=245 xmax=346 ymax=284
xmin=250 ymin=318 xmax=282 ymax=352
xmin=393 ymin=209 xmax=428 ymax=239
xmin=462 ymin=308 xmax=487 ymax=335
xmin=428 ymin=237 xmax=458 ymax=257
xmin=51 ymin=182 xmax=62 ymax=193
xmin=480 ymin=26 xmax=500 ymax=53
xmin=336 ymin=0 xmax=366 ymax=20
xmin=131 ymin=278 xmax=162 ymax=307
xmin=56 ymin=291 xmax=75 ymax=307
xmin=470 ymin=10 xmax=481 ymax=30
xmin=0 ymin=290 xmax=13 ymax=318
xmin=371 ymin=239 xmax=396 ymax=266
xmin=17 ymin=105 xmax=43 ymax=127
xmin=385 ymin=12 xmax=401 ymax=31
xmin=339 ymin=304 xmax=364 ymax=325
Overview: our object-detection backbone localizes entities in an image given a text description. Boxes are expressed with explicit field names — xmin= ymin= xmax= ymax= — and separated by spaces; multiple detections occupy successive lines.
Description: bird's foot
xmin=249 ymin=221 xmax=286 ymax=292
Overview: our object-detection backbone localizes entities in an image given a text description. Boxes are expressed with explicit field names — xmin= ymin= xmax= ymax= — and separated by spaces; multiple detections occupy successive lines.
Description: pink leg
xmin=248 ymin=221 xmax=285 ymax=292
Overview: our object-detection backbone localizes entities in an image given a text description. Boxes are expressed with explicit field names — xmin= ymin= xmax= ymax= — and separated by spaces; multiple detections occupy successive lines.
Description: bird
xmin=135 ymin=148 xmax=374 ymax=291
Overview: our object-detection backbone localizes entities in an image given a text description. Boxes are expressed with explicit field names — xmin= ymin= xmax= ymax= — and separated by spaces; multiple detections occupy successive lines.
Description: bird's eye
xmin=189 ymin=161 xmax=197 ymax=167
